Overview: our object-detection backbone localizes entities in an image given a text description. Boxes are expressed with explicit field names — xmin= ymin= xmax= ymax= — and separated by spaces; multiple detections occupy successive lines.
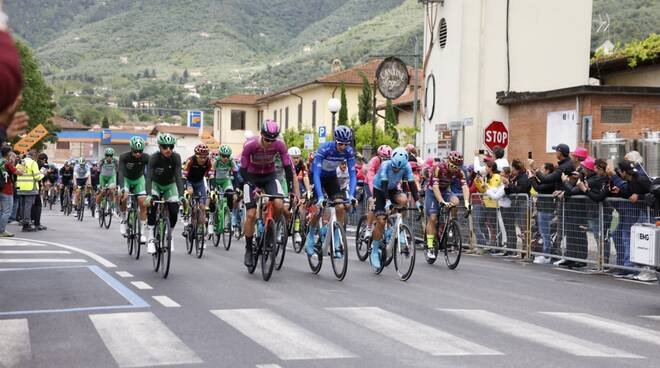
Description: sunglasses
xmin=160 ymin=145 xmax=174 ymax=150
xmin=132 ymin=150 xmax=143 ymax=154
xmin=220 ymin=154 xmax=230 ymax=159
xmin=105 ymin=154 xmax=113 ymax=158
xmin=337 ymin=142 xmax=349 ymax=147
xmin=448 ymin=162 xmax=458 ymax=170
xmin=263 ymin=137 xmax=276 ymax=143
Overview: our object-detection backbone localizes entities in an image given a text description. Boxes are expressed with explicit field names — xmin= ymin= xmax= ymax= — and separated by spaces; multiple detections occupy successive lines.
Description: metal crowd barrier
xmin=470 ymin=193 xmax=531 ymax=257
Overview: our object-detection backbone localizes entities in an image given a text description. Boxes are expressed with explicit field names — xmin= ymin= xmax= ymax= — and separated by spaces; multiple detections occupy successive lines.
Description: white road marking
xmin=641 ymin=315 xmax=660 ymax=321
xmin=211 ymin=308 xmax=356 ymax=360
xmin=152 ymin=295 xmax=180 ymax=308
xmin=328 ymin=307 xmax=501 ymax=356
xmin=439 ymin=309 xmax=641 ymax=358
xmin=115 ymin=271 xmax=133 ymax=278
xmin=0 ymin=319 xmax=31 ymax=368
xmin=0 ymin=258 xmax=87 ymax=263
xmin=90 ymin=312 xmax=202 ymax=367
xmin=543 ymin=312 xmax=660 ymax=346
xmin=0 ymin=250 xmax=71 ymax=254
xmin=256 ymin=365 xmax=283 ymax=368
xmin=130 ymin=281 xmax=152 ymax=290
xmin=0 ymin=242 xmax=45 ymax=246
xmin=13 ymin=237 xmax=116 ymax=268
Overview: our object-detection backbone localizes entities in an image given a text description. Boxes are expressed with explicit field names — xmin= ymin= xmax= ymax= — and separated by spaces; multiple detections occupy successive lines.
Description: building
xmin=211 ymin=59 xmax=420 ymax=155
xmin=148 ymin=125 xmax=219 ymax=159
xmin=501 ymin=53 xmax=660 ymax=165
xmin=421 ymin=0 xmax=593 ymax=159
xmin=46 ymin=125 xmax=148 ymax=164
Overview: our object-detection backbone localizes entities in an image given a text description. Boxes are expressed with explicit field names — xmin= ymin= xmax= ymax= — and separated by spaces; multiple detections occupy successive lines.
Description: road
xmin=1 ymin=208 xmax=660 ymax=368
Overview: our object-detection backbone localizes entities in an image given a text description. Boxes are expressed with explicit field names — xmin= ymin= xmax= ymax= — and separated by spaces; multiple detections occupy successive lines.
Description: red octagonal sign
xmin=483 ymin=121 xmax=509 ymax=151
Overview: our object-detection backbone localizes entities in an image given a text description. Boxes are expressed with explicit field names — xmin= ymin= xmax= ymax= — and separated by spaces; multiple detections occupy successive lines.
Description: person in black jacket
xmin=576 ymin=158 xmax=612 ymax=264
xmin=531 ymin=163 xmax=558 ymax=264
xmin=503 ymin=159 xmax=531 ymax=255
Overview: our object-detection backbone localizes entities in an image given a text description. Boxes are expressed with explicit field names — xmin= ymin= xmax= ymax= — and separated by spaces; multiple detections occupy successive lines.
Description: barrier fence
xmin=347 ymin=188 xmax=658 ymax=273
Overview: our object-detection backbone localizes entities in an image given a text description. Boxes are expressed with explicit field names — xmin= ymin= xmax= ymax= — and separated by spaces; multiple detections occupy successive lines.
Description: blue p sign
xmin=318 ymin=126 xmax=326 ymax=138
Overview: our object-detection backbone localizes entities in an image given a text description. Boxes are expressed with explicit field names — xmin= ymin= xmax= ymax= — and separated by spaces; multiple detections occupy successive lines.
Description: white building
xmin=420 ymin=0 xmax=593 ymax=158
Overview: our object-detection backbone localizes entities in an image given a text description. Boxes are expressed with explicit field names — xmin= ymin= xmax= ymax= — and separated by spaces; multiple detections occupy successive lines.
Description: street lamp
xmin=328 ymin=98 xmax=341 ymax=133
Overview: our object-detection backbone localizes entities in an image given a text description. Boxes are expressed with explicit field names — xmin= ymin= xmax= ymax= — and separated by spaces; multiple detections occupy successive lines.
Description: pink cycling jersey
xmin=366 ymin=156 xmax=382 ymax=192
xmin=240 ymin=138 xmax=291 ymax=175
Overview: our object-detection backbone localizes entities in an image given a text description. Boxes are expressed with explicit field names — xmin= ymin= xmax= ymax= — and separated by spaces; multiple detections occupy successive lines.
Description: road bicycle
xmin=233 ymin=203 xmax=245 ymax=240
xmin=246 ymin=192 xmax=286 ymax=281
xmin=150 ymin=196 xmax=173 ymax=278
xmin=75 ymin=186 xmax=86 ymax=222
xmin=125 ymin=191 xmax=143 ymax=260
xmin=87 ymin=187 xmax=96 ymax=218
xmin=424 ymin=203 xmax=468 ymax=269
xmin=288 ymin=198 xmax=307 ymax=253
xmin=42 ymin=185 xmax=57 ymax=210
xmin=208 ymin=188 xmax=233 ymax=250
xmin=97 ymin=186 xmax=114 ymax=229
xmin=61 ymin=185 xmax=72 ymax=216
xmin=355 ymin=213 xmax=371 ymax=262
xmin=183 ymin=194 xmax=206 ymax=258
xmin=306 ymin=198 xmax=349 ymax=281
xmin=369 ymin=205 xmax=418 ymax=281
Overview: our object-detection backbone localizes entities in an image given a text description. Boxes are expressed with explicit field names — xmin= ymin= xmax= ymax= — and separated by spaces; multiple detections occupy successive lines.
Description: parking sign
xmin=318 ymin=126 xmax=327 ymax=144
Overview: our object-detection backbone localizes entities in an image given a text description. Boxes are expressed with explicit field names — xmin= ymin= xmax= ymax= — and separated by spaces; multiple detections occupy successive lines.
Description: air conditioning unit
xmin=630 ymin=223 xmax=660 ymax=267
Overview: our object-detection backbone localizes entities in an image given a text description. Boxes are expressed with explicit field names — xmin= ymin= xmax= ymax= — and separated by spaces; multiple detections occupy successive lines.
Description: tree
xmin=151 ymin=69 xmax=157 ymax=78
xmin=353 ymin=123 xmax=397 ymax=150
xmin=384 ymin=99 xmax=399 ymax=142
xmin=143 ymin=68 xmax=149 ymax=78
xmin=357 ymin=72 xmax=372 ymax=125
xmin=15 ymin=40 xmax=57 ymax=149
xmin=283 ymin=128 xmax=316 ymax=157
xmin=170 ymin=71 xmax=179 ymax=82
xmin=182 ymin=68 xmax=189 ymax=81
xmin=338 ymin=81 xmax=348 ymax=125
xmin=62 ymin=106 xmax=76 ymax=121
xmin=101 ymin=115 xmax=110 ymax=128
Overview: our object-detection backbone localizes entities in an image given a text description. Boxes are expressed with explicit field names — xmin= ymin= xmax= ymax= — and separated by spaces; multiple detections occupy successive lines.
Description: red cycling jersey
xmin=427 ymin=161 xmax=465 ymax=190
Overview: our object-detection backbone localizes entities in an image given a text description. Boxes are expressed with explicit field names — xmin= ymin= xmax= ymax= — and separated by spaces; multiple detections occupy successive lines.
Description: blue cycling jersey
xmin=373 ymin=160 xmax=414 ymax=191
xmin=313 ymin=141 xmax=356 ymax=199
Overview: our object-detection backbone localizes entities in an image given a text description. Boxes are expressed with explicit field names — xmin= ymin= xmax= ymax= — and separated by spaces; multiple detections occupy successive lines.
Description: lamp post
xmin=328 ymin=98 xmax=341 ymax=133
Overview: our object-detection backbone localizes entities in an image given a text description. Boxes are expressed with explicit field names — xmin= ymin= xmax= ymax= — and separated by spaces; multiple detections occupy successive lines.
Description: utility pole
xmin=371 ymin=80 xmax=377 ymax=148
xmin=412 ymin=36 xmax=419 ymax=131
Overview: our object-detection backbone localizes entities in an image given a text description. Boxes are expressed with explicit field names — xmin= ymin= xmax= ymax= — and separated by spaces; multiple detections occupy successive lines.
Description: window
xmin=280 ymin=109 xmax=283 ymax=127
xmin=231 ymin=110 xmax=246 ymax=130
xmin=312 ymin=100 xmax=317 ymax=130
xmin=601 ymin=106 xmax=632 ymax=124
xmin=438 ymin=18 xmax=447 ymax=48
xmin=273 ymin=110 xmax=277 ymax=122
xmin=56 ymin=141 xmax=70 ymax=149
xmin=257 ymin=110 xmax=263 ymax=130
xmin=298 ymin=103 xmax=303 ymax=130
xmin=285 ymin=107 xmax=289 ymax=130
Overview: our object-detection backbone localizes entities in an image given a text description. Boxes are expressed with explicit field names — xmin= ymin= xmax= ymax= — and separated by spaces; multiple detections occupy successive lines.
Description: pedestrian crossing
xmin=3 ymin=307 xmax=660 ymax=367
xmin=0 ymin=238 xmax=89 ymax=266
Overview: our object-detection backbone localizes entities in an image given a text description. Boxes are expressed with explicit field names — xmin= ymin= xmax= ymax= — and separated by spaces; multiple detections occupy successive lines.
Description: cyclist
xmin=210 ymin=144 xmax=240 ymax=226
xmin=240 ymin=120 xmax=299 ymax=267
xmin=369 ymin=147 xmax=421 ymax=270
xmin=96 ymin=148 xmax=118 ymax=211
xmin=424 ymin=151 xmax=471 ymax=260
xmin=364 ymin=145 xmax=392 ymax=238
xmin=145 ymin=133 xmax=184 ymax=254
xmin=59 ymin=161 xmax=74 ymax=210
xmin=288 ymin=146 xmax=312 ymax=244
xmin=73 ymin=157 xmax=91 ymax=210
xmin=43 ymin=164 xmax=58 ymax=201
xmin=118 ymin=137 xmax=150 ymax=243
xmin=90 ymin=161 xmax=100 ymax=192
xmin=305 ymin=125 xmax=357 ymax=256
xmin=182 ymin=144 xmax=212 ymax=233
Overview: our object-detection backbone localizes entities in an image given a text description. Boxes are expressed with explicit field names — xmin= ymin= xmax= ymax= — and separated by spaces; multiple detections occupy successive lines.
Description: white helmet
xmin=244 ymin=130 xmax=254 ymax=140
xmin=288 ymin=147 xmax=301 ymax=157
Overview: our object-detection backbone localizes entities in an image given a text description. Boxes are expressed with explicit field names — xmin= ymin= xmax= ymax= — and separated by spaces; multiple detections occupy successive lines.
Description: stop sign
xmin=483 ymin=121 xmax=509 ymax=151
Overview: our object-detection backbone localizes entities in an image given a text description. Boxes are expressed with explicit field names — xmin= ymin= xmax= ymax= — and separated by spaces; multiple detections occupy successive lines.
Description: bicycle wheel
xmin=98 ymin=199 xmax=105 ymax=228
xmin=134 ymin=214 xmax=142 ymax=260
xmin=152 ymin=220 xmax=162 ymax=272
xmin=274 ymin=217 xmax=286 ymax=271
xmin=89 ymin=196 xmax=96 ymax=218
xmin=222 ymin=207 xmax=232 ymax=250
xmin=77 ymin=199 xmax=84 ymax=221
xmin=185 ymin=222 xmax=194 ymax=254
xmin=261 ymin=220 xmax=277 ymax=281
xmin=104 ymin=200 xmax=112 ymax=229
xmin=234 ymin=205 xmax=245 ymax=240
xmin=159 ymin=220 xmax=172 ymax=279
xmin=306 ymin=225 xmax=323 ymax=274
xmin=126 ymin=210 xmax=135 ymax=256
xmin=355 ymin=215 xmax=369 ymax=262
xmin=195 ymin=219 xmax=205 ymax=259
xmin=444 ymin=220 xmax=462 ymax=269
xmin=330 ymin=222 xmax=348 ymax=281
xmin=394 ymin=224 xmax=416 ymax=281
xmin=292 ymin=210 xmax=305 ymax=253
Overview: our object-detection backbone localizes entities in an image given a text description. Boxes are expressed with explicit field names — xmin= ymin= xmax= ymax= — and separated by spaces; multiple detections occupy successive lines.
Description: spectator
xmin=575 ymin=158 xmax=612 ymax=264
xmin=15 ymin=151 xmax=43 ymax=232
xmin=531 ymin=163 xmax=557 ymax=264
xmin=467 ymin=165 xmax=487 ymax=247
xmin=336 ymin=160 xmax=349 ymax=192
xmin=491 ymin=145 xmax=510 ymax=171
xmin=0 ymin=145 xmax=20 ymax=236
xmin=571 ymin=147 xmax=588 ymax=166
xmin=504 ymin=159 xmax=531 ymax=255
xmin=474 ymin=161 xmax=501 ymax=249
xmin=31 ymin=152 xmax=48 ymax=231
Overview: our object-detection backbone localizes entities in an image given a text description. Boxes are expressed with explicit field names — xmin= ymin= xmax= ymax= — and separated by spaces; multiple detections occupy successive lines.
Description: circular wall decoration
xmin=425 ymin=73 xmax=436 ymax=121
xmin=438 ymin=18 xmax=447 ymax=49
xmin=376 ymin=57 xmax=410 ymax=100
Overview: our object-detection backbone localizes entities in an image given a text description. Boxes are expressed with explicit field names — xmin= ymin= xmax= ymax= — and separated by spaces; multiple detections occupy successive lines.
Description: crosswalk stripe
xmin=0 ymin=258 xmax=87 ymax=263
xmin=115 ymin=271 xmax=133 ymax=278
xmin=211 ymin=308 xmax=356 ymax=360
xmin=90 ymin=312 xmax=203 ymax=367
xmin=641 ymin=315 xmax=660 ymax=321
xmin=439 ymin=309 xmax=641 ymax=358
xmin=328 ymin=307 xmax=502 ymax=356
xmin=0 ymin=319 xmax=31 ymax=368
xmin=152 ymin=295 xmax=180 ymax=308
xmin=0 ymin=242 xmax=45 ymax=247
xmin=0 ymin=250 xmax=71 ymax=254
xmin=130 ymin=281 xmax=152 ymax=290
xmin=256 ymin=365 xmax=282 ymax=368
xmin=542 ymin=312 xmax=660 ymax=346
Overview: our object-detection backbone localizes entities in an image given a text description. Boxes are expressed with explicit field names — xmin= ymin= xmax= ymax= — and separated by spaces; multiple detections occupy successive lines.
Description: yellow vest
xmin=474 ymin=173 xmax=502 ymax=208
xmin=16 ymin=158 xmax=44 ymax=194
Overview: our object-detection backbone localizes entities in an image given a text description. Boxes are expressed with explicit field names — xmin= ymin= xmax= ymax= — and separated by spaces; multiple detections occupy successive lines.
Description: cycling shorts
xmin=99 ymin=175 xmax=116 ymax=189
xmin=373 ymin=188 xmax=403 ymax=214
xmin=123 ymin=176 xmax=146 ymax=195
xmin=424 ymin=188 xmax=456 ymax=217
xmin=188 ymin=180 xmax=207 ymax=204
xmin=243 ymin=173 xmax=282 ymax=210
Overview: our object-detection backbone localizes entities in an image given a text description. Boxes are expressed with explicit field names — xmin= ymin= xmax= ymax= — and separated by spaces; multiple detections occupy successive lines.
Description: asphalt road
xmin=1 ymin=207 xmax=660 ymax=368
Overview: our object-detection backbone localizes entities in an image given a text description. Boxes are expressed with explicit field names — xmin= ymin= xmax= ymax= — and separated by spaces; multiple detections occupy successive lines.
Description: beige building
xmin=211 ymin=59 xmax=419 ymax=155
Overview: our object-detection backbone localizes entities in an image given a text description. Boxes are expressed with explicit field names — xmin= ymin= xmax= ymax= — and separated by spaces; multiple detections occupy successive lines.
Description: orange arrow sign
xmin=14 ymin=124 xmax=50 ymax=153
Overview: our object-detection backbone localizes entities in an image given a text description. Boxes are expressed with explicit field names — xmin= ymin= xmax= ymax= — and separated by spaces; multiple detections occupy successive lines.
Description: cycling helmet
xmin=218 ymin=144 xmax=232 ymax=157
xmin=244 ymin=130 xmax=254 ymax=140
xmin=91 ymin=161 xmax=98 ymax=166
xmin=391 ymin=148 xmax=408 ymax=169
xmin=194 ymin=144 xmax=209 ymax=156
xmin=49 ymin=164 xmax=56 ymax=169
xmin=260 ymin=119 xmax=280 ymax=140
xmin=334 ymin=125 xmax=352 ymax=144
xmin=129 ymin=136 xmax=145 ymax=151
xmin=377 ymin=145 xmax=392 ymax=159
xmin=447 ymin=151 xmax=464 ymax=166
xmin=104 ymin=147 xmax=115 ymax=156
xmin=288 ymin=147 xmax=301 ymax=157
xmin=77 ymin=157 xmax=86 ymax=165
xmin=405 ymin=144 xmax=415 ymax=153
xmin=157 ymin=133 xmax=176 ymax=146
